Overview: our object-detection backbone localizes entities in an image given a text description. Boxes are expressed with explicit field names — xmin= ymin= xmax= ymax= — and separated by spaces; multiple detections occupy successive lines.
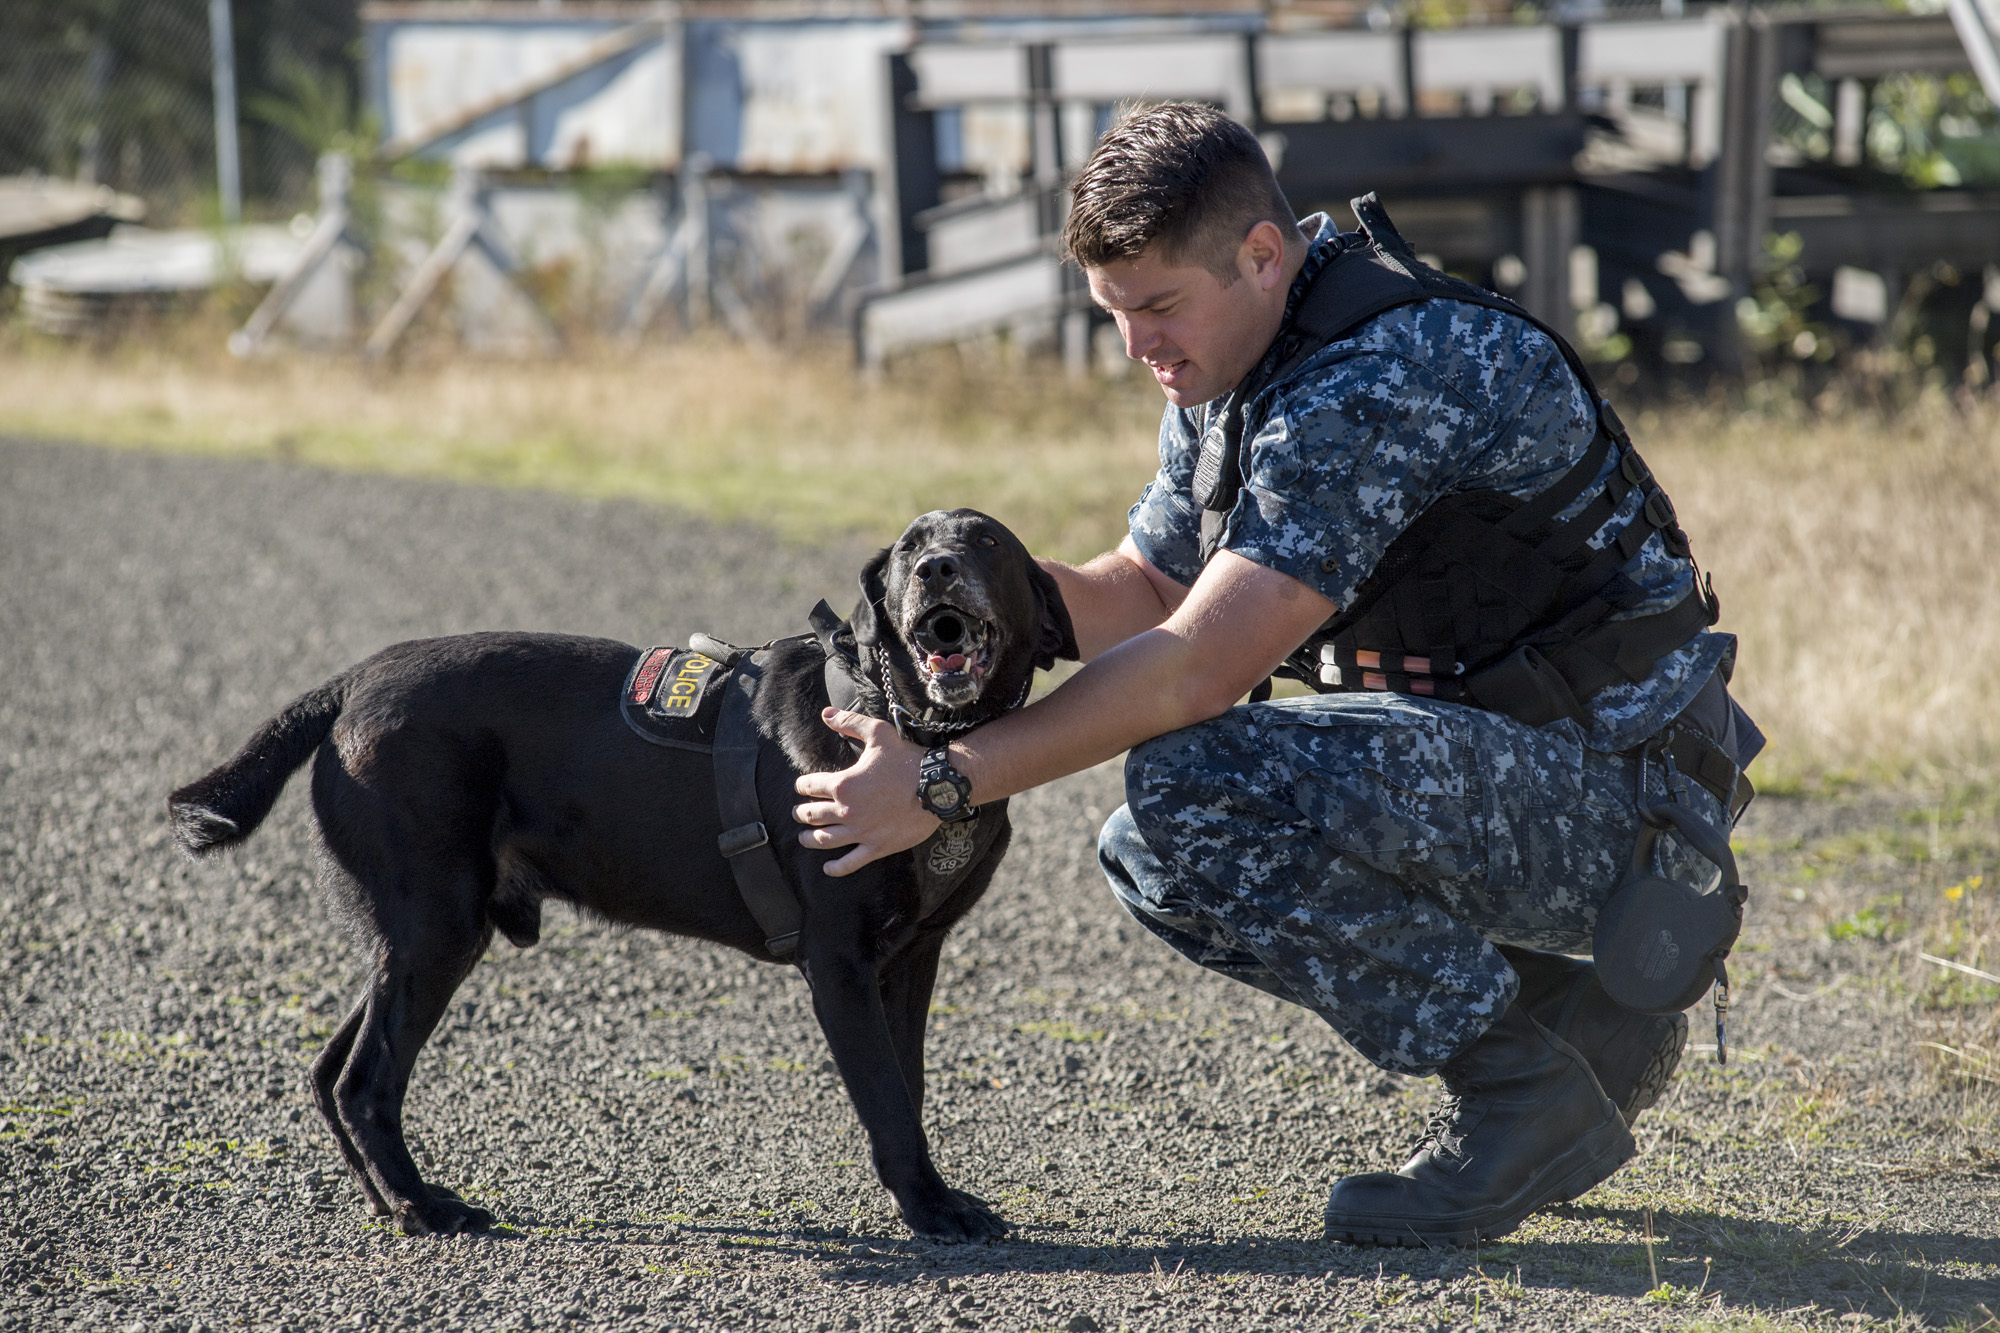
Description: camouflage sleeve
xmin=1125 ymin=404 xmax=1205 ymax=588
xmin=1220 ymin=352 xmax=1496 ymax=610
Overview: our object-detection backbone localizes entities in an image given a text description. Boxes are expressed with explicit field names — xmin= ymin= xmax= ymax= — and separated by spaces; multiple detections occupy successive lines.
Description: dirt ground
xmin=2 ymin=435 xmax=1996 ymax=1333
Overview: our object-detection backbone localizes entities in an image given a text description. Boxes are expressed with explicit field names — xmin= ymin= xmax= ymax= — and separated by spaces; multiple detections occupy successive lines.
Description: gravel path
xmin=3 ymin=435 xmax=1997 ymax=1333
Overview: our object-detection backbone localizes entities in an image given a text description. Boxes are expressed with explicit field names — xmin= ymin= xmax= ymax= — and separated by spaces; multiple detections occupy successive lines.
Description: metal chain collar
xmin=879 ymin=653 xmax=1030 ymax=742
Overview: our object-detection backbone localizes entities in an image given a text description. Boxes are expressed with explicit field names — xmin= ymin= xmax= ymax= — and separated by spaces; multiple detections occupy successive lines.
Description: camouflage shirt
xmin=1127 ymin=212 xmax=1732 ymax=753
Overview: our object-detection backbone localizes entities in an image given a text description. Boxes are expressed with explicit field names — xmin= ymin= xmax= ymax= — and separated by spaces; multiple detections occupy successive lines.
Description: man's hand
xmin=792 ymin=708 xmax=937 ymax=877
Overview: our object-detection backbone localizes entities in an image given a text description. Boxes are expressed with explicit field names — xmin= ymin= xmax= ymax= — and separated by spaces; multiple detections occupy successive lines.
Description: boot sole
xmin=1535 ymin=978 xmax=1690 ymax=1127
xmin=1620 ymin=1012 xmax=1689 ymax=1125
xmin=1324 ymin=1116 xmax=1637 ymax=1248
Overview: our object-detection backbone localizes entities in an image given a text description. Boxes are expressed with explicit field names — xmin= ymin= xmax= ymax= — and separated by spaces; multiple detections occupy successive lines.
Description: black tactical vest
xmin=1193 ymin=194 xmax=1717 ymax=729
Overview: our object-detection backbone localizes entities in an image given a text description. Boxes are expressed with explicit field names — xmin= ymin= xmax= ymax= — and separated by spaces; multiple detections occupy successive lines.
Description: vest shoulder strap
xmin=1195 ymin=192 xmax=1621 ymax=561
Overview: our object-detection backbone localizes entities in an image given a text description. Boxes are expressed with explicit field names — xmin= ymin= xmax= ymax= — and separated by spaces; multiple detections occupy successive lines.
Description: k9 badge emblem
xmin=927 ymin=817 xmax=978 ymax=877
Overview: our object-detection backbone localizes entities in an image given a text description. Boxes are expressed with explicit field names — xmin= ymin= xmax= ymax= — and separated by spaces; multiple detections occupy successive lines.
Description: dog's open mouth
xmin=909 ymin=604 xmax=995 ymax=705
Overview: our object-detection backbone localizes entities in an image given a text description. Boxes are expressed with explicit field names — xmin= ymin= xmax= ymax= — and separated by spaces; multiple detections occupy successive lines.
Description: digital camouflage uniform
xmin=1098 ymin=213 xmax=1744 ymax=1076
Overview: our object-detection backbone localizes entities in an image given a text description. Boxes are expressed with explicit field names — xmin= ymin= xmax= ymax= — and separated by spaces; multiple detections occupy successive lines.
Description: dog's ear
xmin=850 ymin=546 xmax=894 ymax=651
xmin=1027 ymin=560 xmax=1080 ymax=672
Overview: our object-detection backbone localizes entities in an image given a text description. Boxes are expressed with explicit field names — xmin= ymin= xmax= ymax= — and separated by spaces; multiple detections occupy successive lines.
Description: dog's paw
xmin=904 ymin=1188 xmax=1011 ymax=1244
xmin=394 ymin=1189 xmax=495 ymax=1237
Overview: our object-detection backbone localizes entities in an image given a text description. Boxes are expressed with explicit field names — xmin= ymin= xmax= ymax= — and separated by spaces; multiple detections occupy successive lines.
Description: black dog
xmin=168 ymin=509 xmax=1076 ymax=1242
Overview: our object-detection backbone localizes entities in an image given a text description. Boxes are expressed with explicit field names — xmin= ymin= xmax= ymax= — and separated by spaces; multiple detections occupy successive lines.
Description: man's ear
xmin=1027 ymin=561 xmax=1081 ymax=672
xmin=850 ymin=546 xmax=893 ymax=650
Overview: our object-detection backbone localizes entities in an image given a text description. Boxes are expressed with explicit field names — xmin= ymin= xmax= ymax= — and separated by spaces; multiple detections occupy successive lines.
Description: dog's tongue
xmin=928 ymin=652 xmax=967 ymax=674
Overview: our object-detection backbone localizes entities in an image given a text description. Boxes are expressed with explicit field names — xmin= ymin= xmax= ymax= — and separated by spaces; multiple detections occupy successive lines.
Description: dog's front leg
xmin=803 ymin=929 xmax=1006 ymax=1243
xmin=879 ymin=927 xmax=946 ymax=1121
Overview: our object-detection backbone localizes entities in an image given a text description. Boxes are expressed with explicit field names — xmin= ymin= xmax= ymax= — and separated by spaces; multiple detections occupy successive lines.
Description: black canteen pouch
xmin=1594 ymin=801 xmax=1748 ymax=1032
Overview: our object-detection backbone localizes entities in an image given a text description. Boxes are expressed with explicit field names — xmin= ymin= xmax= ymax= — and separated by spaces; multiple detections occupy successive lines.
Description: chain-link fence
xmin=0 ymin=0 xmax=359 ymax=223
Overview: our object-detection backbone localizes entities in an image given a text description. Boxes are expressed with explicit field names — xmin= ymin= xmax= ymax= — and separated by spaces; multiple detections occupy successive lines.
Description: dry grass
xmin=1642 ymin=396 xmax=2000 ymax=785
xmin=3 ymin=329 xmax=1997 ymax=782
xmin=0 ymin=330 xmax=1164 ymax=564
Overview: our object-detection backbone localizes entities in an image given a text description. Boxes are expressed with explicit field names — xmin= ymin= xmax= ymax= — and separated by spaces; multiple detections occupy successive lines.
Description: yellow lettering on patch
xmin=660 ymin=653 xmax=714 ymax=712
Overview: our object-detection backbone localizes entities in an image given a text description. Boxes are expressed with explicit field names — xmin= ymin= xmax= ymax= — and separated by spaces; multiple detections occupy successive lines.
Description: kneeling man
xmin=793 ymin=102 xmax=1759 ymax=1245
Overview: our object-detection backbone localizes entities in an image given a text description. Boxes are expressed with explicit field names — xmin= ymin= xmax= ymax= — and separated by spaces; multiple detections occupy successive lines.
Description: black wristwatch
xmin=916 ymin=745 xmax=977 ymax=822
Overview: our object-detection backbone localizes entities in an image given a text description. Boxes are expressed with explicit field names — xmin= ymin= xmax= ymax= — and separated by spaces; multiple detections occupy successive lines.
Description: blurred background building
xmin=3 ymin=0 xmax=1997 ymax=385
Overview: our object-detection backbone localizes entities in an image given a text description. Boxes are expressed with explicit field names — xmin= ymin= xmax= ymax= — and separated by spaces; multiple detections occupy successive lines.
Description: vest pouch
xmin=1463 ymin=644 xmax=1584 ymax=728
xmin=1593 ymin=801 xmax=1747 ymax=1014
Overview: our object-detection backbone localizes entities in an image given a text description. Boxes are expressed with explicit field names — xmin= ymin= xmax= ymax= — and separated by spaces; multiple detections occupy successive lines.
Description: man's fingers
xmin=822 ymin=845 xmax=872 ymax=877
xmin=819 ymin=706 xmax=888 ymax=743
xmin=792 ymin=819 xmax=872 ymax=874
xmin=792 ymin=801 xmax=844 ymax=827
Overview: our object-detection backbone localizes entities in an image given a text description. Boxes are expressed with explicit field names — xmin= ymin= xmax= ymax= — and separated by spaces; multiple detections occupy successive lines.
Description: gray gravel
xmin=3 ymin=434 xmax=1998 ymax=1333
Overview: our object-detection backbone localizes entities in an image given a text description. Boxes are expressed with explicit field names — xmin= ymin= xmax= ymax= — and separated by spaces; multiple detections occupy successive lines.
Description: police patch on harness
xmin=620 ymin=647 xmax=729 ymax=752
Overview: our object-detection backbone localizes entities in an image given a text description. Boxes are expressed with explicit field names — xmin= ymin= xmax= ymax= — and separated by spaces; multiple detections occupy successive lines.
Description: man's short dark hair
xmin=1061 ymin=102 xmax=1298 ymax=283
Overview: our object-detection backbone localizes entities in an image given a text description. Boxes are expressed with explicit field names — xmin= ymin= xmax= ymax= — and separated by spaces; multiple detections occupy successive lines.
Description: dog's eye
xmin=979 ymin=534 xmax=997 ymax=547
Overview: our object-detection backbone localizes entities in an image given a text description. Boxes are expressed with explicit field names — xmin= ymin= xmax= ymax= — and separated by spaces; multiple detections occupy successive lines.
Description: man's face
xmin=1085 ymin=222 xmax=1295 ymax=409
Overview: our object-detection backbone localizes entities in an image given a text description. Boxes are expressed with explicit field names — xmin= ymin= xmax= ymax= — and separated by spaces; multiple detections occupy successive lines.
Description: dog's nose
xmin=913 ymin=553 xmax=959 ymax=592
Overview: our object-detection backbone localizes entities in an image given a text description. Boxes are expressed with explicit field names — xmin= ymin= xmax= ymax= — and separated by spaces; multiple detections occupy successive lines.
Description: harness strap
xmin=689 ymin=632 xmax=748 ymax=667
xmin=809 ymin=598 xmax=868 ymax=720
xmin=711 ymin=651 xmax=803 ymax=959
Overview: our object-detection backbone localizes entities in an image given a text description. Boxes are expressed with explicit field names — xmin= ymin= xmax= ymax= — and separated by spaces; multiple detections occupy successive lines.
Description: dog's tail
xmin=168 ymin=673 xmax=350 ymax=855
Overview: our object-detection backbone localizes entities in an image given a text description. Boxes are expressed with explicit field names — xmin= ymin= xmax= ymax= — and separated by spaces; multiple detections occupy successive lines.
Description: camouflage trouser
xmin=1098 ymin=693 xmax=1727 ymax=1076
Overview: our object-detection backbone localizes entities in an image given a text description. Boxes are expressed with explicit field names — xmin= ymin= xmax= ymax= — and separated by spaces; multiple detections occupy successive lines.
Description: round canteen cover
xmin=1592 ymin=874 xmax=1740 ymax=1015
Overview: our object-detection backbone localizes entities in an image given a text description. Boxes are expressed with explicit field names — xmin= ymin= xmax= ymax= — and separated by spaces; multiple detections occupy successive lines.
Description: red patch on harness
xmin=630 ymin=647 xmax=672 ymax=704
xmin=620 ymin=646 xmax=730 ymax=753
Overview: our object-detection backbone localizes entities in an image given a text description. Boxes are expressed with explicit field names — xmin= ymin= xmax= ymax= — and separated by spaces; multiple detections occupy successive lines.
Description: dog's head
xmin=851 ymin=509 xmax=1078 ymax=724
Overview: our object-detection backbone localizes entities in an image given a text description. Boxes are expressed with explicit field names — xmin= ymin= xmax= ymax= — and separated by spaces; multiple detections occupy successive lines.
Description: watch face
xmin=925 ymin=779 xmax=962 ymax=812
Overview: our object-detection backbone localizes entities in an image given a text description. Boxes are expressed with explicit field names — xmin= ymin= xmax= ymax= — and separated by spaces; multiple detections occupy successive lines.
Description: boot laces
xmin=1415 ymin=1090 xmax=1472 ymax=1162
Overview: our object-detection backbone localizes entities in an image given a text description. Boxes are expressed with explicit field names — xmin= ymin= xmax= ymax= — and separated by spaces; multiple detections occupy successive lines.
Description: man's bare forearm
xmin=951 ymin=625 xmax=1216 ymax=804
xmin=957 ymin=550 xmax=1339 ymax=806
xmin=1038 ymin=537 xmax=1190 ymax=662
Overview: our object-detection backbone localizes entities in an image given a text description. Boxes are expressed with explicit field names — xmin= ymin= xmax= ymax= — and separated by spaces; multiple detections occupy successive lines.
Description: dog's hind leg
xmin=328 ymin=898 xmax=496 ymax=1237
xmin=310 ymin=1000 xmax=393 ymax=1217
xmin=308 ymin=711 xmax=510 ymax=1235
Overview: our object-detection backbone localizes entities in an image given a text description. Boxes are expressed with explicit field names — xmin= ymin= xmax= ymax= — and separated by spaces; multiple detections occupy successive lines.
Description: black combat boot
xmin=1323 ymin=1004 xmax=1635 ymax=1247
xmin=1498 ymin=946 xmax=1688 ymax=1126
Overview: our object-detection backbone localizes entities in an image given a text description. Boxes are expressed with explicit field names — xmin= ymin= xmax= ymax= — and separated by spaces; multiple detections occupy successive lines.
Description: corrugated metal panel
xmin=686 ymin=20 xmax=910 ymax=173
xmin=382 ymin=19 xmax=681 ymax=168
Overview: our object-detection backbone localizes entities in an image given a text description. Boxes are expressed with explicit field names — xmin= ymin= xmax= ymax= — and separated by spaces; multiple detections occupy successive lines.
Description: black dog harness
xmin=621 ymin=636 xmax=803 ymax=954
xmin=619 ymin=607 xmax=1012 ymax=962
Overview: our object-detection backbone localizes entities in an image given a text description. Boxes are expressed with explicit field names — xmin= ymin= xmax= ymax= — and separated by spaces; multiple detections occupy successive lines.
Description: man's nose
xmin=1119 ymin=314 xmax=1155 ymax=362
